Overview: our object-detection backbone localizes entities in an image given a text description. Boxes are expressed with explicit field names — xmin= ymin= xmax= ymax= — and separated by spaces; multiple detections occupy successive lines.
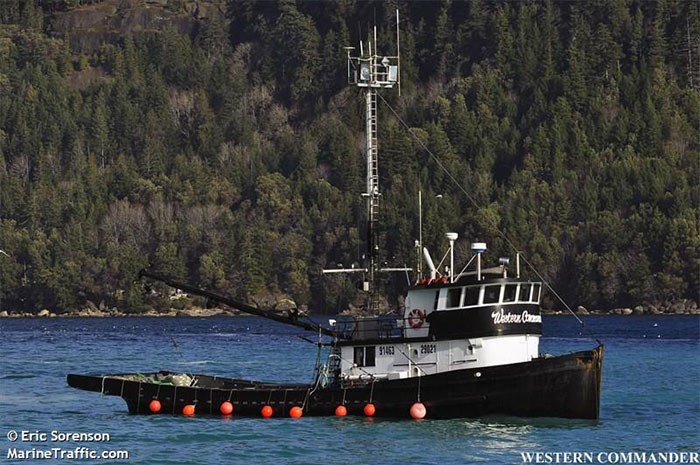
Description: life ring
xmin=407 ymin=308 xmax=426 ymax=329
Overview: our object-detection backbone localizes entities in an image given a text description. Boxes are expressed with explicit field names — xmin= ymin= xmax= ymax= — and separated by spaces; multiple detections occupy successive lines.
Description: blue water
xmin=0 ymin=315 xmax=698 ymax=464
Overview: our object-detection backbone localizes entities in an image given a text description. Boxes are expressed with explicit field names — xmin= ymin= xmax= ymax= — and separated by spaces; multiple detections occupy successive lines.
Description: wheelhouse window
xmin=503 ymin=284 xmax=517 ymax=303
xmin=483 ymin=285 xmax=501 ymax=304
xmin=464 ymin=286 xmax=480 ymax=306
xmin=447 ymin=287 xmax=462 ymax=308
xmin=531 ymin=284 xmax=541 ymax=303
xmin=519 ymin=283 xmax=531 ymax=302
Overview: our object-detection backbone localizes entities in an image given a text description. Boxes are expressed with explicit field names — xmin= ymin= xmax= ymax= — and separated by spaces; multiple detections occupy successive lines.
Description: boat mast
xmin=326 ymin=11 xmax=401 ymax=312
xmin=364 ymin=56 xmax=380 ymax=295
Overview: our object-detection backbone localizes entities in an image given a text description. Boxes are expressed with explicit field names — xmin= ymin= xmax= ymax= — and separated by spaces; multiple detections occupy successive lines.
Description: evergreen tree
xmin=0 ymin=0 xmax=697 ymax=314
xmin=270 ymin=0 xmax=321 ymax=103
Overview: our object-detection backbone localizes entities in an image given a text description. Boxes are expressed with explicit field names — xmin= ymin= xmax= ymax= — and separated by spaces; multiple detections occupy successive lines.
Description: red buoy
xmin=182 ymin=404 xmax=195 ymax=416
xmin=410 ymin=402 xmax=426 ymax=420
xmin=335 ymin=405 xmax=347 ymax=417
xmin=289 ymin=406 xmax=303 ymax=418
xmin=149 ymin=400 xmax=161 ymax=413
xmin=363 ymin=403 xmax=376 ymax=417
xmin=220 ymin=401 xmax=234 ymax=416
xmin=261 ymin=405 xmax=273 ymax=418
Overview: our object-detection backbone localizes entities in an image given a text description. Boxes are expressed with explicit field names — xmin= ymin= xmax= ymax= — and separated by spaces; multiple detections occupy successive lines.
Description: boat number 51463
xmin=379 ymin=346 xmax=395 ymax=356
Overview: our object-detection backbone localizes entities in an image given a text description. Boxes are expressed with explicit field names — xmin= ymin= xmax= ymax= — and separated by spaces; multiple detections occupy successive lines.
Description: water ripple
xmin=0 ymin=315 xmax=697 ymax=464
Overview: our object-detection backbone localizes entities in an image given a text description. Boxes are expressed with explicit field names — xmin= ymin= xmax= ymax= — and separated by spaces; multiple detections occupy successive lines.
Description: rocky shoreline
xmin=1 ymin=299 xmax=698 ymax=318
xmin=0 ymin=305 xmax=240 ymax=319
xmin=543 ymin=299 xmax=699 ymax=316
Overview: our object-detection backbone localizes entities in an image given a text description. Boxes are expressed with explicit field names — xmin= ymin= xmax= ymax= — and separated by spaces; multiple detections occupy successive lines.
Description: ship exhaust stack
xmin=423 ymin=247 xmax=437 ymax=279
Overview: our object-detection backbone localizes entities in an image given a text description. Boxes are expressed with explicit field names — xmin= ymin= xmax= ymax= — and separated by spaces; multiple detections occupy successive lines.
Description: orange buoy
xmin=410 ymin=402 xmax=426 ymax=420
xmin=363 ymin=403 xmax=376 ymax=417
xmin=289 ymin=406 xmax=303 ymax=418
xmin=149 ymin=400 xmax=161 ymax=413
xmin=220 ymin=401 xmax=234 ymax=416
xmin=335 ymin=405 xmax=347 ymax=417
xmin=261 ymin=405 xmax=273 ymax=418
xmin=182 ymin=404 xmax=195 ymax=416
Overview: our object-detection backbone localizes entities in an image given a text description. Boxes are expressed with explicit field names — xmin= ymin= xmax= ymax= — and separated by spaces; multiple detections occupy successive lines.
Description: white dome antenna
xmin=471 ymin=242 xmax=487 ymax=281
xmin=446 ymin=233 xmax=458 ymax=283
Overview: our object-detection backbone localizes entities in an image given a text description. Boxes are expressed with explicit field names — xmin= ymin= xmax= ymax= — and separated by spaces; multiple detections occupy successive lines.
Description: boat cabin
xmin=332 ymin=242 xmax=543 ymax=384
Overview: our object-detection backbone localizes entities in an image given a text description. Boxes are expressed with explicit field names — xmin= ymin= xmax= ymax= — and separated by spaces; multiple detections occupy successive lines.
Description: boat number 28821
xmin=420 ymin=344 xmax=437 ymax=355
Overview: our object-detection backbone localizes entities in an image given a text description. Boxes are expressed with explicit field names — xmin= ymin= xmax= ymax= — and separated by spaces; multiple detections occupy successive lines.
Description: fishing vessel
xmin=67 ymin=14 xmax=603 ymax=420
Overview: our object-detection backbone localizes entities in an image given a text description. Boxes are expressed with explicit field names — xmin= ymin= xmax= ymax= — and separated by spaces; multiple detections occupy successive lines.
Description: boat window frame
xmin=353 ymin=346 xmax=376 ymax=367
xmin=463 ymin=286 xmax=480 ymax=307
xmin=447 ymin=287 xmax=463 ymax=308
xmin=531 ymin=283 xmax=541 ymax=303
xmin=354 ymin=346 xmax=364 ymax=366
xmin=519 ymin=283 xmax=532 ymax=302
xmin=365 ymin=346 xmax=376 ymax=367
xmin=482 ymin=284 xmax=501 ymax=305
xmin=503 ymin=284 xmax=518 ymax=303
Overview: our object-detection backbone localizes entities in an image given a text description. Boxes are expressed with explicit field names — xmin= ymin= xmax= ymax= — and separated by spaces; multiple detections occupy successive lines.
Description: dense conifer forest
xmin=0 ymin=0 xmax=698 ymax=315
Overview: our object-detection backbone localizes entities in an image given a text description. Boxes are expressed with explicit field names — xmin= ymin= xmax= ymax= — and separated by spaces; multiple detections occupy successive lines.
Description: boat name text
xmin=491 ymin=309 xmax=542 ymax=325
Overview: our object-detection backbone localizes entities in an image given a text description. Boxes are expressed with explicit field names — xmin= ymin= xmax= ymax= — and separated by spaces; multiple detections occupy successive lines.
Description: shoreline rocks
xmin=0 ymin=306 xmax=239 ymax=318
xmin=1 ymin=299 xmax=698 ymax=318
xmin=547 ymin=299 xmax=699 ymax=316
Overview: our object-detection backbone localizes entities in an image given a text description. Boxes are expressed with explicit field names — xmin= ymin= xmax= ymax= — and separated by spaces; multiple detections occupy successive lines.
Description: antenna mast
xmin=326 ymin=10 xmax=401 ymax=312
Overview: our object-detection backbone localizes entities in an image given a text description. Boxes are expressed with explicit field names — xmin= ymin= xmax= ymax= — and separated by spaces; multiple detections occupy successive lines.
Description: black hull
xmin=67 ymin=345 xmax=603 ymax=420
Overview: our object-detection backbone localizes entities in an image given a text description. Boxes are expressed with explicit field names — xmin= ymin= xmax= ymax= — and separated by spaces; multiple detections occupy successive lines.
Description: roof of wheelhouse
xmin=411 ymin=274 xmax=539 ymax=290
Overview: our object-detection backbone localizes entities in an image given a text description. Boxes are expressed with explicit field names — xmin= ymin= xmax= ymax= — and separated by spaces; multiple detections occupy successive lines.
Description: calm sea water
xmin=0 ymin=315 xmax=698 ymax=465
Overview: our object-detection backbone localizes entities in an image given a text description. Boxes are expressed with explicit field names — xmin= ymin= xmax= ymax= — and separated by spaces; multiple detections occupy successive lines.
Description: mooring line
xmin=376 ymin=91 xmax=601 ymax=344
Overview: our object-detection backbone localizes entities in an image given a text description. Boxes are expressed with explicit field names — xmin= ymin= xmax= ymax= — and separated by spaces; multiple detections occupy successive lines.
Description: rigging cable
xmin=375 ymin=91 xmax=601 ymax=345
xmin=169 ymin=335 xmax=195 ymax=378
xmin=395 ymin=346 xmax=426 ymax=401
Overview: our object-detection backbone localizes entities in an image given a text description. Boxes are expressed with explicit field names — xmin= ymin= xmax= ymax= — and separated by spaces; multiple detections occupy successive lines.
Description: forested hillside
xmin=0 ymin=0 xmax=698 ymax=315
